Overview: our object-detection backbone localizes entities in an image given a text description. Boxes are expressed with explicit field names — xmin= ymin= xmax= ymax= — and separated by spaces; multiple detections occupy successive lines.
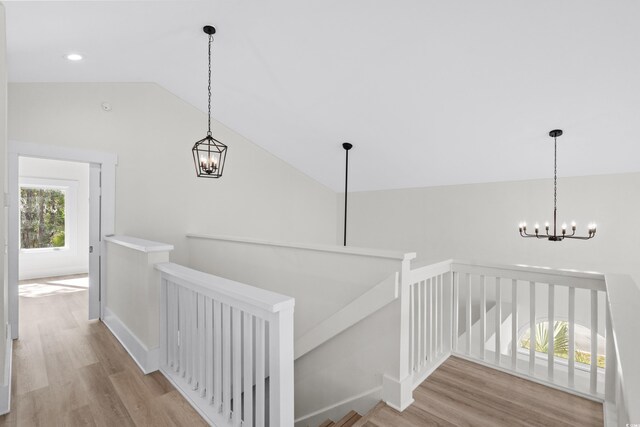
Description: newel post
xmin=382 ymin=254 xmax=416 ymax=411
xmin=269 ymin=304 xmax=295 ymax=426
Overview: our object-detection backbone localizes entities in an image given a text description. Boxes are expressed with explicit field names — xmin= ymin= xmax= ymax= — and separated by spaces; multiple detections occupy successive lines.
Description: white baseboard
xmin=0 ymin=330 xmax=13 ymax=415
xmin=294 ymin=386 xmax=382 ymax=427
xmin=19 ymin=267 xmax=89 ymax=281
xmin=103 ymin=307 xmax=159 ymax=374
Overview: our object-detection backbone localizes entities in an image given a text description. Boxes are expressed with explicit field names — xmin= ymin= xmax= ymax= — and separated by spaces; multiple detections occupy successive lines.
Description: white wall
xmin=341 ymin=173 xmax=640 ymax=285
xmin=8 ymin=83 xmax=338 ymax=264
xmin=18 ymin=157 xmax=89 ymax=279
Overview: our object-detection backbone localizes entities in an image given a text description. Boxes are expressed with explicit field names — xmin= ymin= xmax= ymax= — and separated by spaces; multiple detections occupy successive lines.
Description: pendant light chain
xmin=207 ymin=33 xmax=213 ymax=136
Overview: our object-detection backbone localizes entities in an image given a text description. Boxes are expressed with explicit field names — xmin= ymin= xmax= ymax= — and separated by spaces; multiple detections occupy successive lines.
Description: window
xmin=519 ymin=320 xmax=605 ymax=368
xmin=20 ymin=184 xmax=68 ymax=250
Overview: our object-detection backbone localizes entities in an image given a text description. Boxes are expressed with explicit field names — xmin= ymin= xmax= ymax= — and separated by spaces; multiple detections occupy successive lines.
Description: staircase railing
xmin=406 ymin=259 xmax=639 ymax=426
xmin=156 ymin=262 xmax=295 ymax=427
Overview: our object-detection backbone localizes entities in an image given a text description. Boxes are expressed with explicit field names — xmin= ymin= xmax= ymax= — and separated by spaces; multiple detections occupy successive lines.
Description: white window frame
xmin=19 ymin=177 xmax=79 ymax=255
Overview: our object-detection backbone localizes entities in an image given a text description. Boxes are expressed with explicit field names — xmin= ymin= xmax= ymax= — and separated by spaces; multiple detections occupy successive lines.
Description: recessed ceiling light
xmin=65 ymin=53 xmax=83 ymax=61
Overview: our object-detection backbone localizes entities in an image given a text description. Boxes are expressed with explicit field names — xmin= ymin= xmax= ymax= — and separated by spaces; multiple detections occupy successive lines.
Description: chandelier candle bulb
xmin=518 ymin=129 xmax=597 ymax=242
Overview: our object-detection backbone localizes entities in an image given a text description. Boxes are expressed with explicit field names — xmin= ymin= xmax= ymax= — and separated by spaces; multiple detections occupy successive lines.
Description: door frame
xmin=7 ymin=140 xmax=117 ymax=339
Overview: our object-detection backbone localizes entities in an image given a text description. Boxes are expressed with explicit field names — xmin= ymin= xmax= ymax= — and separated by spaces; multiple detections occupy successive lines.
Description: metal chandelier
xmin=192 ymin=25 xmax=227 ymax=178
xmin=519 ymin=130 xmax=596 ymax=241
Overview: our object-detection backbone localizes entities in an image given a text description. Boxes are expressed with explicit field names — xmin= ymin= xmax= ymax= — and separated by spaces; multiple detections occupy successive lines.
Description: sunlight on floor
xmin=19 ymin=275 xmax=89 ymax=298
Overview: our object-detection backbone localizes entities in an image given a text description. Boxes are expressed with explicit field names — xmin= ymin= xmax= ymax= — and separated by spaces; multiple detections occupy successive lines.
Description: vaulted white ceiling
xmin=6 ymin=1 xmax=640 ymax=192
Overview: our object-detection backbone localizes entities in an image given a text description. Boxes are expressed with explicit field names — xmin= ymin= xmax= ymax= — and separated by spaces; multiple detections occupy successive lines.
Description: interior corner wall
xmin=8 ymin=83 xmax=338 ymax=265
xmin=340 ymin=173 xmax=640 ymax=285
xmin=0 ymin=3 xmax=8 ymax=386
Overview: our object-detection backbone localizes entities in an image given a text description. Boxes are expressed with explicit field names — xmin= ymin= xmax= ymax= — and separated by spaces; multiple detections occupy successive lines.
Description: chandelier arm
xmin=564 ymin=235 xmax=594 ymax=240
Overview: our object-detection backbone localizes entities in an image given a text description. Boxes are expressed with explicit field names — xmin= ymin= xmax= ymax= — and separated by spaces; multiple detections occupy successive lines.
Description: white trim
xmin=603 ymin=401 xmax=618 ymax=427
xmin=102 ymin=307 xmax=159 ymax=374
xmin=8 ymin=140 xmax=117 ymax=165
xmin=295 ymin=272 xmax=398 ymax=360
xmin=294 ymin=386 xmax=382 ymax=427
xmin=7 ymin=140 xmax=117 ymax=339
xmin=382 ymin=374 xmax=414 ymax=412
xmin=0 ymin=333 xmax=13 ymax=415
xmin=104 ymin=235 xmax=174 ymax=253
xmin=186 ymin=233 xmax=417 ymax=261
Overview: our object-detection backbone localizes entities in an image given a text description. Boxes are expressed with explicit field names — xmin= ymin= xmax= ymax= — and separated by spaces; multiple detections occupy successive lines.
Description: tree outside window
xmin=520 ymin=320 xmax=605 ymax=368
xmin=20 ymin=187 xmax=66 ymax=249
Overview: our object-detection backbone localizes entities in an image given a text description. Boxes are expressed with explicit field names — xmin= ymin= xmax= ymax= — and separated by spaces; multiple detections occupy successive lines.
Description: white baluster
xmin=232 ymin=308 xmax=242 ymax=426
xmin=548 ymin=284 xmax=555 ymax=380
xmin=243 ymin=312 xmax=254 ymax=427
xmin=495 ymin=277 xmax=501 ymax=365
xmin=416 ymin=281 xmax=421 ymax=369
xmin=222 ymin=303 xmax=231 ymax=417
xmin=191 ymin=290 xmax=198 ymax=389
xmin=410 ymin=282 xmax=415 ymax=370
xmin=439 ymin=274 xmax=444 ymax=355
xmin=180 ymin=287 xmax=187 ymax=377
xmin=568 ymin=287 xmax=575 ymax=389
xmin=255 ymin=318 xmax=266 ymax=427
xmin=452 ymin=272 xmax=459 ymax=352
xmin=160 ymin=279 xmax=168 ymax=368
xmin=529 ymin=281 xmax=536 ymax=375
xmin=480 ymin=275 xmax=486 ymax=360
xmin=466 ymin=273 xmax=472 ymax=355
xmin=511 ymin=279 xmax=518 ymax=370
xmin=427 ymin=278 xmax=432 ymax=361
xmin=213 ymin=300 xmax=223 ymax=408
xmin=422 ymin=280 xmax=427 ymax=365
xmin=590 ymin=290 xmax=598 ymax=395
xmin=430 ymin=277 xmax=438 ymax=360
xmin=198 ymin=294 xmax=206 ymax=396
xmin=205 ymin=297 xmax=213 ymax=402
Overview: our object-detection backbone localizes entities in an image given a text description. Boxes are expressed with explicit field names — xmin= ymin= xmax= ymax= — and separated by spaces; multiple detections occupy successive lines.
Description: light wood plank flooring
xmin=356 ymin=356 xmax=604 ymax=427
xmin=0 ymin=276 xmax=207 ymax=426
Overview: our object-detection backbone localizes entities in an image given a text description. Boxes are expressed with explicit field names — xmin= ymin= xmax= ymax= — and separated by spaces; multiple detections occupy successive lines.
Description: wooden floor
xmin=356 ymin=356 xmax=604 ymax=427
xmin=0 ymin=277 xmax=207 ymax=426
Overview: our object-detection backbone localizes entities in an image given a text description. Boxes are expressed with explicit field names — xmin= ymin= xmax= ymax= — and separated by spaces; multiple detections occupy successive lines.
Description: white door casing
xmin=88 ymin=163 xmax=101 ymax=320
xmin=7 ymin=141 xmax=116 ymax=338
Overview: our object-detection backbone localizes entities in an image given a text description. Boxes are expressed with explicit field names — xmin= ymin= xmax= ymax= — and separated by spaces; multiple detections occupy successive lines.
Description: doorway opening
xmin=17 ymin=157 xmax=90 ymax=333
xmin=8 ymin=140 xmax=117 ymax=340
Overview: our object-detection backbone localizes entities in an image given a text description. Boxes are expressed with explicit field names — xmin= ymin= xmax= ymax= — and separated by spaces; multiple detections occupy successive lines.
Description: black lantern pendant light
xmin=519 ymin=129 xmax=597 ymax=241
xmin=192 ymin=25 xmax=227 ymax=178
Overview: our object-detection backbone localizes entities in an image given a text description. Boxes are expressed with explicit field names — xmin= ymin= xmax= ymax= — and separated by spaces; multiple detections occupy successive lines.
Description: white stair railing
xmin=156 ymin=262 xmax=295 ymax=427
xmin=406 ymin=259 xmax=639 ymax=426
xmin=449 ymin=260 xmax=607 ymax=400
xmin=408 ymin=260 xmax=453 ymax=385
